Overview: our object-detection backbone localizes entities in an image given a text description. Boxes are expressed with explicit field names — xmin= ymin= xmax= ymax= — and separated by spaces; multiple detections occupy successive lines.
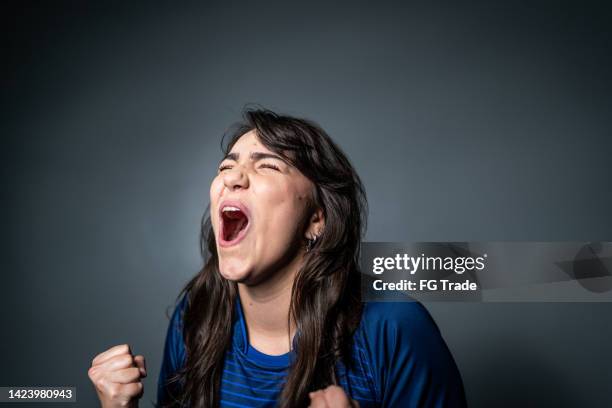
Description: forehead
xmin=229 ymin=130 xmax=268 ymax=152
xmin=227 ymin=130 xmax=296 ymax=163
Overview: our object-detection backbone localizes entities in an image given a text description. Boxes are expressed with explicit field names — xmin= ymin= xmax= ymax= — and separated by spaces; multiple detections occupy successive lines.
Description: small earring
xmin=306 ymin=234 xmax=318 ymax=253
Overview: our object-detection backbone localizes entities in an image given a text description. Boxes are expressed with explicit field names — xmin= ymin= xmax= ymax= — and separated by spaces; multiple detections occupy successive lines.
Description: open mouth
xmin=219 ymin=205 xmax=250 ymax=246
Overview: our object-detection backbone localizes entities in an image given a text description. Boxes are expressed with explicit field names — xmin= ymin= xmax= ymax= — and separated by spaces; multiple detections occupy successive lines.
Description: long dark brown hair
xmin=161 ymin=107 xmax=368 ymax=407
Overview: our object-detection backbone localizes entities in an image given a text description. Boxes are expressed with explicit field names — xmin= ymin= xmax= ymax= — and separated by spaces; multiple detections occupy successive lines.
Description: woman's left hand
xmin=308 ymin=385 xmax=360 ymax=408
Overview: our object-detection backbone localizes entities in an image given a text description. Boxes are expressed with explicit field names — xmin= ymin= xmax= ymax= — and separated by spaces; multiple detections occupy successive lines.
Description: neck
xmin=237 ymin=252 xmax=303 ymax=355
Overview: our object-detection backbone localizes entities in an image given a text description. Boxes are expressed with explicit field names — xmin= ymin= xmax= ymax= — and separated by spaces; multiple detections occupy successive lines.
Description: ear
xmin=305 ymin=207 xmax=325 ymax=240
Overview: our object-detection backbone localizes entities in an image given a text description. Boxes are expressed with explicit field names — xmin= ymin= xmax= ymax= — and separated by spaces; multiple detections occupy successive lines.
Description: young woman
xmin=89 ymin=108 xmax=467 ymax=408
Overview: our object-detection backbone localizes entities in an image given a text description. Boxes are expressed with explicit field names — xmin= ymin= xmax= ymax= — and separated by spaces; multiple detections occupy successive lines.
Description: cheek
xmin=257 ymin=185 xmax=307 ymax=235
xmin=256 ymin=182 xmax=294 ymax=212
xmin=209 ymin=178 xmax=224 ymax=230
xmin=210 ymin=176 xmax=223 ymax=198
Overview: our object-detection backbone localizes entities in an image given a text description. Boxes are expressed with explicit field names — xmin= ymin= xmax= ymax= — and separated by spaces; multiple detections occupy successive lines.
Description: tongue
xmin=224 ymin=212 xmax=248 ymax=241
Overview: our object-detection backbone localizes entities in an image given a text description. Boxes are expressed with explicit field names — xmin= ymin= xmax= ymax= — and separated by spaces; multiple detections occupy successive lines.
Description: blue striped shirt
xmin=157 ymin=294 xmax=466 ymax=407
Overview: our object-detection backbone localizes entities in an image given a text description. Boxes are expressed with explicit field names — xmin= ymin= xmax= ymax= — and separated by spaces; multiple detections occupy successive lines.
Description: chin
xmin=218 ymin=260 xmax=252 ymax=282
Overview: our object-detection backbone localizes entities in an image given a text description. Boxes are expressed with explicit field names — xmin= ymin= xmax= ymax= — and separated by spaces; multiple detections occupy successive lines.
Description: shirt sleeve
xmin=360 ymin=301 xmax=467 ymax=408
xmin=157 ymin=293 xmax=188 ymax=406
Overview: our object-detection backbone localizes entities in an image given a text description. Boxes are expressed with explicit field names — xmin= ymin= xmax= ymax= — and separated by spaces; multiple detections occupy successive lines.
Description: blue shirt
xmin=157 ymin=294 xmax=467 ymax=407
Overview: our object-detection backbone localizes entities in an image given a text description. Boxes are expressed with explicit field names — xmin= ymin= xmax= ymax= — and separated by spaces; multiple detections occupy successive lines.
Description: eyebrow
xmin=219 ymin=151 xmax=287 ymax=165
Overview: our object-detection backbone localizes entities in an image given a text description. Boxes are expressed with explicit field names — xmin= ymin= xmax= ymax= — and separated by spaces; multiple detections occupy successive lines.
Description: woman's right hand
xmin=88 ymin=344 xmax=146 ymax=408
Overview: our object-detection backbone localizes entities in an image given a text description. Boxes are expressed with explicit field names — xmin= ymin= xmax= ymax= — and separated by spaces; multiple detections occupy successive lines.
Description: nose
xmin=222 ymin=165 xmax=249 ymax=191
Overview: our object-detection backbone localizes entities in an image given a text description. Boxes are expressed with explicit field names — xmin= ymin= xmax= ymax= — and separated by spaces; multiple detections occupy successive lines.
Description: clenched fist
xmin=88 ymin=344 xmax=146 ymax=408
xmin=308 ymin=385 xmax=360 ymax=408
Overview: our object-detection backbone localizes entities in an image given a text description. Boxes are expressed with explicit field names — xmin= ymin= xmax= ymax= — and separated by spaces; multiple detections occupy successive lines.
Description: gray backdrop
xmin=2 ymin=1 xmax=611 ymax=407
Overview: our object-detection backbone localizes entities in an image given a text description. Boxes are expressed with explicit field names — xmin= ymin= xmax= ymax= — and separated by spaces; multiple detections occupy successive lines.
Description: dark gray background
xmin=2 ymin=1 xmax=611 ymax=407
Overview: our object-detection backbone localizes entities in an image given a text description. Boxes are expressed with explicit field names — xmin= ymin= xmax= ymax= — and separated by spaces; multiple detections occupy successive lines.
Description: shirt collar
xmin=232 ymin=295 xmax=300 ymax=363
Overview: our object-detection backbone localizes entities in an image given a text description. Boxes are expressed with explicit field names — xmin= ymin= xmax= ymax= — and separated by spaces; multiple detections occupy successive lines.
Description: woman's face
xmin=210 ymin=130 xmax=319 ymax=285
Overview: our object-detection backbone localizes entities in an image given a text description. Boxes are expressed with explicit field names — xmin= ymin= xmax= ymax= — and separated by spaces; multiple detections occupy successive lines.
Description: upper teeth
xmin=222 ymin=206 xmax=241 ymax=212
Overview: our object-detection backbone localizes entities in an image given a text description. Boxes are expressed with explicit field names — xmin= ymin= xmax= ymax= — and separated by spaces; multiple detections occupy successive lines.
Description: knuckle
xmin=93 ymin=375 xmax=105 ymax=387
xmin=327 ymin=385 xmax=341 ymax=393
xmin=135 ymin=382 xmax=143 ymax=393
xmin=117 ymin=354 xmax=132 ymax=366
xmin=136 ymin=382 xmax=144 ymax=398
xmin=107 ymin=384 xmax=120 ymax=400
xmin=123 ymin=382 xmax=143 ymax=399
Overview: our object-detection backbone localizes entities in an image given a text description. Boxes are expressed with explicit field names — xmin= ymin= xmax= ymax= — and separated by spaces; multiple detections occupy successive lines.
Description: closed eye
xmin=259 ymin=163 xmax=280 ymax=171
xmin=217 ymin=162 xmax=281 ymax=172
